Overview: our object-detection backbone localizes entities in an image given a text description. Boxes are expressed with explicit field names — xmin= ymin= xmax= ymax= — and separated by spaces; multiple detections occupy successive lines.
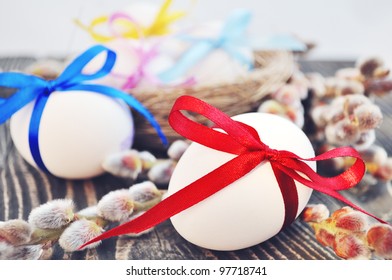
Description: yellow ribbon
xmin=75 ymin=15 xmax=113 ymax=43
xmin=75 ymin=0 xmax=187 ymax=42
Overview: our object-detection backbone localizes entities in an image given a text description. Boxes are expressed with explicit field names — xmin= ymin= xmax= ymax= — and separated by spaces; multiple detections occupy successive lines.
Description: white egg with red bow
xmin=10 ymin=91 xmax=134 ymax=179
xmin=167 ymin=112 xmax=315 ymax=251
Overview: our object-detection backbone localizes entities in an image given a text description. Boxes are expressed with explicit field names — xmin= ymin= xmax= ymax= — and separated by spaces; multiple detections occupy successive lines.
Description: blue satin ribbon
xmin=0 ymin=45 xmax=167 ymax=174
xmin=159 ymin=9 xmax=254 ymax=83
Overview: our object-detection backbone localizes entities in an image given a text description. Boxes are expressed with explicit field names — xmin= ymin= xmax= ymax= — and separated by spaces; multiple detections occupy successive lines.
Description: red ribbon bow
xmin=80 ymin=95 xmax=386 ymax=249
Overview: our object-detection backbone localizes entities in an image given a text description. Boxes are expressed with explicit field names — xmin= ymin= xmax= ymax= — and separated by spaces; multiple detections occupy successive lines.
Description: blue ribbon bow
xmin=159 ymin=9 xmax=254 ymax=83
xmin=0 ymin=45 xmax=167 ymax=174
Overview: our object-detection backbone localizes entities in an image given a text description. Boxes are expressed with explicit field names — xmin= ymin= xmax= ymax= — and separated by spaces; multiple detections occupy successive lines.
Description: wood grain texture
xmin=1 ymin=57 xmax=391 ymax=260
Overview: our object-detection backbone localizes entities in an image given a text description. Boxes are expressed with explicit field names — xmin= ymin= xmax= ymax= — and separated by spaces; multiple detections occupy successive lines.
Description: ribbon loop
xmin=60 ymin=45 xmax=117 ymax=84
xmin=169 ymin=95 xmax=264 ymax=154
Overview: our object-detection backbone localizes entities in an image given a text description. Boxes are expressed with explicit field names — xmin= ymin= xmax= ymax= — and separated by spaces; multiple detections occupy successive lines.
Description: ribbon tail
xmin=0 ymin=74 xmax=47 ymax=124
xmin=271 ymin=163 xmax=299 ymax=230
xmin=29 ymin=94 xmax=51 ymax=173
xmin=0 ymin=87 xmax=39 ymax=124
xmin=119 ymin=91 xmax=167 ymax=146
xmin=120 ymin=72 xmax=141 ymax=90
xmin=223 ymin=45 xmax=254 ymax=70
xmin=150 ymin=0 xmax=174 ymax=27
xmin=275 ymin=161 xmax=388 ymax=224
xmin=147 ymin=0 xmax=186 ymax=36
xmin=79 ymin=151 xmax=262 ymax=249
xmin=278 ymin=148 xmax=366 ymax=191
xmin=0 ymin=72 xmax=44 ymax=88
xmin=318 ymin=185 xmax=387 ymax=224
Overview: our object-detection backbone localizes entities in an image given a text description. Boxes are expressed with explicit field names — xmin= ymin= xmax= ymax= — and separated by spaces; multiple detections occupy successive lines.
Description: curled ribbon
xmin=103 ymin=12 xmax=164 ymax=90
xmin=80 ymin=95 xmax=386 ymax=249
xmin=113 ymin=42 xmax=162 ymax=90
xmin=74 ymin=0 xmax=186 ymax=42
xmin=158 ymin=9 xmax=254 ymax=83
xmin=111 ymin=42 xmax=195 ymax=90
xmin=0 ymin=45 xmax=167 ymax=174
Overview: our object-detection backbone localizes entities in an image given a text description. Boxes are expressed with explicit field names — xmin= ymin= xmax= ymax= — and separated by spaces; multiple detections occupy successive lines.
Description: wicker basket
xmin=130 ymin=50 xmax=294 ymax=152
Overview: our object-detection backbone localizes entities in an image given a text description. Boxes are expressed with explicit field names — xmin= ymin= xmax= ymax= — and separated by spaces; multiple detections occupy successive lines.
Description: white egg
xmin=189 ymin=47 xmax=253 ymax=86
xmin=161 ymin=20 xmax=254 ymax=87
xmin=10 ymin=91 xmax=134 ymax=179
xmin=167 ymin=112 xmax=315 ymax=251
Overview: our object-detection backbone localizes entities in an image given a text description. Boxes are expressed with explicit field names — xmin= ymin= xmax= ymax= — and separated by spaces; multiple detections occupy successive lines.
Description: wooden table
xmin=1 ymin=57 xmax=391 ymax=260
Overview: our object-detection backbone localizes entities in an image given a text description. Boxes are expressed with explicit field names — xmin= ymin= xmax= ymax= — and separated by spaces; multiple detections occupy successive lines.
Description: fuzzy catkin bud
xmin=306 ymin=72 xmax=326 ymax=97
xmin=289 ymin=71 xmax=310 ymax=99
xmin=272 ymin=84 xmax=303 ymax=105
xmin=325 ymin=77 xmax=365 ymax=96
xmin=367 ymin=224 xmax=392 ymax=259
xmin=334 ymin=211 xmax=369 ymax=232
xmin=353 ymin=130 xmax=376 ymax=151
xmin=333 ymin=233 xmax=371 ymax=260
xmin=102 ymin=150 xmax=143 ymax=179
xmin=129 ymin=181 xmax=160 ymax=203
xmin=346 ymin=94 xmax=372 ymax=112
xmin=301 ymin=204 xmax=330 ymax=223
xmin=322 ymin=105 xmax=345 ymax=124
xmin=147 ymin=159 xmax=177 ymax=185
xmin=0 ymin=241 xmax=43 ymax=260
xmin=375 ymin=158 xmax=392 ymax=181
xmin=24 ymin=59 xmax=64 ymax=80
xmin=167 ymin=140 xmax=190 ymax=161
xmin=354 ymin=104 xmax=383 ymax=130
xmin=359 ymin=145 xmax=388 ymax=166
xmin=28 ymin=199 xmax=74 ymax=229
xmin=77 ymin=206 xmax=99 ymax=219
xmin=335 ymin=67 xmax=362 ymax=81
xmin=258 ymin=99 xmax=286 ymax=115
xmin=356 ymin=56 xmax=385 ymax=78
xmin=0 ymin=241 xmax=15 ymax=259
xmin=330 ymin=206 xmax=353 ymax=220
xmin=0 ymin=219 xmax=32 ymax=245
xmin=310 ymin=105 xmax=328 ymax=127
xmin=366 ymin=79 xmax=392 ymax=95
xmin=314 ymin=226 xmax=335 ymax=247
xmin=325 ymin=119 xmax=360 ymax=146
xmin=138 ymin=151 xmax=157 ymax=171
xmin=97 ymin=189 xmax=134 ymax=222
xmin=58 ymin=219 xmax=103 ymax=252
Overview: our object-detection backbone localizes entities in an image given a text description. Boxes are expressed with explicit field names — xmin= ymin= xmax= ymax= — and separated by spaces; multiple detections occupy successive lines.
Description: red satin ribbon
xmin=80 ymin=95 xmax=386 ymax=249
